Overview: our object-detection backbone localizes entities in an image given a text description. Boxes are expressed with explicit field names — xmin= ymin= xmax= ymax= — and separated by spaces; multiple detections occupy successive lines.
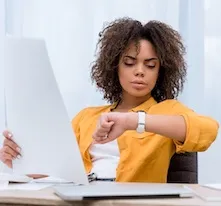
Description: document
xmin=4 ymin=37 xmax=88 ymax=185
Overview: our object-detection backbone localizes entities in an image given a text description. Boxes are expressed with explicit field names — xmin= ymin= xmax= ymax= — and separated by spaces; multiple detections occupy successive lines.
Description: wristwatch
xmin=136 ymin=111 xmax=146 ymax=133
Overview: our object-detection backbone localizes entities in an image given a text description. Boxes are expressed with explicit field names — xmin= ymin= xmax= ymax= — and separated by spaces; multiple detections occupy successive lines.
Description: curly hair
xmin=91 ymin=17 xmax=187 ymax=103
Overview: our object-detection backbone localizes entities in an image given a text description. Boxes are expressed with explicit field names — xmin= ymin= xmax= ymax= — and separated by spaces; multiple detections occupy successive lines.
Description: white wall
xmin=0 ymin=0 xmax=5 ymax=134
xmin=22 ymin=0 xmax=105 ymax=118
xmin=19 ymin=0 xmax=180 ymax=119
xmin=198 ymin=0 xmax=221 ymax=184
xmin=1 ymin=0 xmax=220 ymax=183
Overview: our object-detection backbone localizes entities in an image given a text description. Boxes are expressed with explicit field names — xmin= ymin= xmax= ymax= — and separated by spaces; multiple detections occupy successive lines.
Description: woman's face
xmin=118 ymin=39 xmax=160 ymax=99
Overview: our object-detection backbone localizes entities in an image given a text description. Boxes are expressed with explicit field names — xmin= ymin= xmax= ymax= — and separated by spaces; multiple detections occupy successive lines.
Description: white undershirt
xmin=89 ymin=139 xmax=120 ymax=178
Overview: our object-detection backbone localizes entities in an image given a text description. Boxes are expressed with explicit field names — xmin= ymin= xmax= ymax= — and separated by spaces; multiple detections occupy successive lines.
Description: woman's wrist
xmin=126 ymin=112 xmax=139 ymax=130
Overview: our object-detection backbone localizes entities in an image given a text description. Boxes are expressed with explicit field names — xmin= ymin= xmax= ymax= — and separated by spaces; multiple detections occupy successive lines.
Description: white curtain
xmin=0 ymin=0 xmax=220 ymax=184
xmin=201 ymin=0 xmax=221 ymax=184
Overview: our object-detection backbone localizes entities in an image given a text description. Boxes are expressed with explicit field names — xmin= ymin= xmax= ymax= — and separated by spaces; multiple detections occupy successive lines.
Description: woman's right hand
xmin=0 ymin=130 xmax=21 ymax=168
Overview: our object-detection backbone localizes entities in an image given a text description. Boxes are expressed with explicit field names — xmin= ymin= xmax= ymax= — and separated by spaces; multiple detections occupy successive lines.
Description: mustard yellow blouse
xmin=72 ymin=97 xmax=219 ymax=182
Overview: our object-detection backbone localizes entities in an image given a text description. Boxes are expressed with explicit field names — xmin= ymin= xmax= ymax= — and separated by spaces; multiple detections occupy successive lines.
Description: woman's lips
xmin=131 ymin=82 xmax=147 ymax=90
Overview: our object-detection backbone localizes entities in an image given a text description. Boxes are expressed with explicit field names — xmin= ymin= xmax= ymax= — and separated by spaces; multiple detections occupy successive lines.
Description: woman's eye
xmin=147 ymin=65 xmax=155 ymax=69
xmin=124 ymin=62 xmax=134 ymax=66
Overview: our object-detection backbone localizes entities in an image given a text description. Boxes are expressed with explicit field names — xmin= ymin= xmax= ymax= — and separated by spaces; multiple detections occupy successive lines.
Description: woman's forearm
xmin=128 ymin=113 xmax=186 ymax=142
xmin=145 ymin=114 xmax=186 ymax=142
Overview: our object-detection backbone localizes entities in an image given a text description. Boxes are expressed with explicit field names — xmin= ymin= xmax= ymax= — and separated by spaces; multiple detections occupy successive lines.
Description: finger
xmin=95 ymin=136 xmax=115 ymax=144
xmin=1 ymin=159 xmax=12 ymax=168
xmin=95 ymin=127 xmax=119 ymax=144
xmin=3 ymin=138 xmax=21 ymax=155
xmin=92 ymin=134 xmax=105 ymax=142
xmin=2 ymin=130 xmax=13 ymax=140
xmin=5 ymin=160 xmax=12 ymax=168
xmin=27 ymin=174 xmax=48 ymax=179
xmin=93 ymin=134 xmax=111 ymax=144
xmin=3 ymin=146 xmax=20 ymax=159
xmin=94 ymin=130 xmax=109 ymax=138
xmin=96 ymin=121 xmax=114 ymax=136
xmin=92 ymin=140 xmax=99 ymax=144
xmin=99 ymin=120 xmax=114 ymax=129
xmin=93 ymin=121 xmax=114 ymax=140
xmin=0 ymin=152 xmax=14 ymax=162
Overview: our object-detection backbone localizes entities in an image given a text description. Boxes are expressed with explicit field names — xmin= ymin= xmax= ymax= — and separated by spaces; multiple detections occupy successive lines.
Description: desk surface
xmin=0 ymin=184 xmax=220 ymax=206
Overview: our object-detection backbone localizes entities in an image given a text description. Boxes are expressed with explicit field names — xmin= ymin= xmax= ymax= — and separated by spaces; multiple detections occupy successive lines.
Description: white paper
xmin=0 ymin=173 xmax=79 ymax=184
xmin=203 ymin=184 xmax=221 ymax=190
xmin=32 ymin=176 xmax=73 ymax=184
xmin=0 ymin=183 xmax=52 ymax=191
xmin=0 ymin=173 xmax=32 ymax=183
xmin=0 ymin=181 xmax=9 ymax=189
xmin=4 ymin=37 xmax=89 ymax=185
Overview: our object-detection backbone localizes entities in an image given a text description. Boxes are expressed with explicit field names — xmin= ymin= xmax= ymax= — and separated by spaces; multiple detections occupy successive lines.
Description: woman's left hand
xmin=92 ymin=112 xmax=137 ymax=144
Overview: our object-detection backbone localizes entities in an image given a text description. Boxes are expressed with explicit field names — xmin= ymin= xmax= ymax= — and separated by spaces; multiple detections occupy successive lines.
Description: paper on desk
xmin=32 ymin=176 xmax=76 ymax=184
xmin=0 ymin=173 xmax=32 ymax=183
xmin=203 ymin=184 xmax=221 ymax=190
xmin=0 ymin=183 xmax=52 ymax=191
xmin=0 ymin=173 xmax=77 ymax=185
xmin=0 ymin=180 xmax=9 ymax=190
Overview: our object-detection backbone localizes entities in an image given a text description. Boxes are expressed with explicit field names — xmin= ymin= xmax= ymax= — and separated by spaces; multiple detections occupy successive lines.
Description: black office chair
xmin=167 ymin=152 xmax=198 ymax=183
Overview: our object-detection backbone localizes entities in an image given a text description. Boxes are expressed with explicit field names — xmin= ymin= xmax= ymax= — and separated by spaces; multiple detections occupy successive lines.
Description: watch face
xmin=136 ymin=127 xmax=145 ymax=134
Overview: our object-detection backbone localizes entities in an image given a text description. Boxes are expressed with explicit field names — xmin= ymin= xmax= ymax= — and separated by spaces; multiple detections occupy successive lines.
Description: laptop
xmin=53 ymin=182 xmax=194 ymax=200
xmin=4 ymin=37 xmax=194 ymax=200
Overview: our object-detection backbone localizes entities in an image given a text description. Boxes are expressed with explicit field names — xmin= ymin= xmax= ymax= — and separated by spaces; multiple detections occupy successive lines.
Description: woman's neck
xmin=116 ymin=93 xmax=151 ymax=112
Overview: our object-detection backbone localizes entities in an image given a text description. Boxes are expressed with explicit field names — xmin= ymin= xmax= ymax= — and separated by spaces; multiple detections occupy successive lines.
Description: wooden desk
xmin=0 ymin=184 xmax=220 ymax=206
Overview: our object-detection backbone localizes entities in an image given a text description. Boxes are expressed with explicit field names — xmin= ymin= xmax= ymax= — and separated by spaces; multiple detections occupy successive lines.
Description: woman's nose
xmin=134 ymin=65 xmax=145 ymax=77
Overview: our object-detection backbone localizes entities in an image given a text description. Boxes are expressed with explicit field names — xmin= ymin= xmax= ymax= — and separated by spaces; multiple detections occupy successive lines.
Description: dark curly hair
xmin=91 ymin=17 xmax=187 ymax=103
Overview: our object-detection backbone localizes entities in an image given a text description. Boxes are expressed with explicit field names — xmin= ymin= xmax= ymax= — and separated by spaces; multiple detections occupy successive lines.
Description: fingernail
xmin=17 ymin=155 xmax=21 ymax=159
xmin=8 ymin=133 xmax=13 ymax=138
xmin=16 ymin=147 xmax=21 ymax=152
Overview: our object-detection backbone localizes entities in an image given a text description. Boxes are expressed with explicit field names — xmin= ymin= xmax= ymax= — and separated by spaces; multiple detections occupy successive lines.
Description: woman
xmin=0 ymin=18 xmax=219 ymax=182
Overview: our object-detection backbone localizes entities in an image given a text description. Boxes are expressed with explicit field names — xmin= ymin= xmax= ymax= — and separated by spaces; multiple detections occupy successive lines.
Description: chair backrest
xmin=167 ymin=152 xmax=198 ymax=183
